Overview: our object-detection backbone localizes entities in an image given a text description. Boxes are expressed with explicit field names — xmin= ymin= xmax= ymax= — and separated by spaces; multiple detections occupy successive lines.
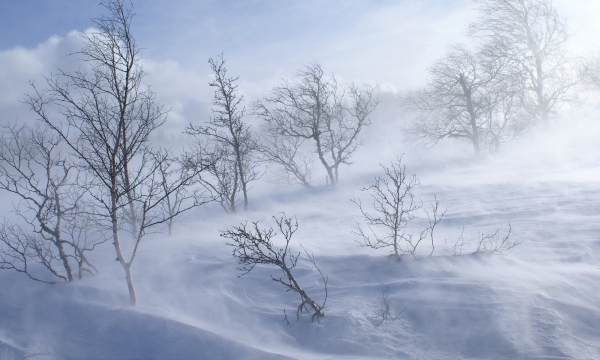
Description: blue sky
xmin=0 ymin=0 xmax=97 ymax=49
xmin=0 ymin=1 xmax=475 ymax=82
xmin=0 ymin=0 xmax=597 ymax=144
xmin=1 ymin=0 xmax=597 ymax=79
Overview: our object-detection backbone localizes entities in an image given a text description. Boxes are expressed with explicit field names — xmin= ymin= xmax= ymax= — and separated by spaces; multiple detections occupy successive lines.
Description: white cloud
xmin=0 ymin=0 xmax=598 ymax=145
xmin=131 ymin=1 xmax=475 ymax=89
xmin=0 ymin=31 xmax=86 ymax=123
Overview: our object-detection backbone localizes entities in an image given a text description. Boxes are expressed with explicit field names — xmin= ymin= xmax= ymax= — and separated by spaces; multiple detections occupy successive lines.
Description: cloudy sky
xmin=0 ymin=0 xmax=598 ymax=143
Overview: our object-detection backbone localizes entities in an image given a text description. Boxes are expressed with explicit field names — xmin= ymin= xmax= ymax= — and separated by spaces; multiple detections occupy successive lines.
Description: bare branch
xmin=24 ymin=0 xmax=207 ymax=305
xmin=0 ymin=124 xmax=102 ymax=282
xmin=372 ymin=279 xmax=404 ymax=326
xmin=186 ymin=54 xmax=261 ymax=212
xmin=470 ymin=0 xmax=583 ymax=126
xmin=447 ymin=224 xmax=519 ymax=255
xmin=353 ymin=156 xmax=444 ymax=259
xmin=221 ymin=214 xmax=327 ymax=321
xmin=255 ymin=63 xmax=378 ymax=186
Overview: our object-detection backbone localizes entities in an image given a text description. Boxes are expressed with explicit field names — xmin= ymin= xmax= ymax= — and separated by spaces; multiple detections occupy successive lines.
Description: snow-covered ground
xmin=1 ymin=118 xmax=599 ymax=359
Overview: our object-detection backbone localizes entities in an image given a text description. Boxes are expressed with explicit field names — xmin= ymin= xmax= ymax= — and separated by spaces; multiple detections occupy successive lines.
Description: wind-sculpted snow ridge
xmin=0 ymin=143 xmax=599 ymax=359
xmin=0 ymin=274 xmax=296 ymax=360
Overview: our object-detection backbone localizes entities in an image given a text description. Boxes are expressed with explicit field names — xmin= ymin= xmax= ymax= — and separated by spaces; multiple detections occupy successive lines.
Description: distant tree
xmin=407 ymin=44 xmax=530 ymax=153
xmin=469 ymin=0 xmax=583 ymax=126
xmin=584 ymin=54 xmax=600 ymax=93
xmin=481 ymin=61 xmax=531 ymax=151
xmin=406 ymin=45 xmax=491 ymax=153
xmin=0 ymin=125 xmax=102 ymax=283
xmin=352 ymin=157 xmax=444 ymax=259
xmin=221 ymin=215 xmax=327 ymax=321
xmin=27 ymin=0 xmax=205 ymax=305
xmin=259 ymin=126 xmax=314 ymax=188
xmin=187 ymin=55 xmax=260 ymax=213
xmin=254 ymin=63 xmax=378 ymax=186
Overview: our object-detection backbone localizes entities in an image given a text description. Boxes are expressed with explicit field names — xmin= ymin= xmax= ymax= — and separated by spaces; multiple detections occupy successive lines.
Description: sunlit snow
xmin=1 ymin=115 xmax=599 ymax=359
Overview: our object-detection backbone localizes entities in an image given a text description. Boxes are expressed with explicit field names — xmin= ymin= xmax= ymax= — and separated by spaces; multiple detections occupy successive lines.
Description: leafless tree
xmin=0 ymin=124 xmax=102 ymax=283
xmin=254 ymin=63 xmax=378 ymax=186
xmin=182 ymin=142 xmax=236 ymax=213
xmin=155 ymin=149 xmax=210 ymax=236
xmin=583 ymin=54 xmax=600 ymax=94
xmin=186 ymin=55 xmax=260 ymax=213
xmin=482 ymin=70 xmax=531 ymax=151
xmin=352 ymin=157 xmax=444 ymax=259
xmin=406 ymin=45 xmax=489 ymax=153
xmin=470 ymin=0 xmax=583 ymax=126
xmin=26 ymin=0 xmax=204 ymax=305
xmin=259 ymin=128 xmax=314 ymax=188
xmin=407 ymin=44 xmax=530 ymax=153
xmin=221 ymin=215 xmax=327 ymax=321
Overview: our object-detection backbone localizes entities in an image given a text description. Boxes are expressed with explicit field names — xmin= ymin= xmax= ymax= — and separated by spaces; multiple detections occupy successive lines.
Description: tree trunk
xmin=314 ymin=131 xmax=336 ymax=186
xmin=56 ymin=241 xmax=74 ymax=282
xmin=282 ymin=264 xmax=324 ymax=318
xmin=125 ymin=264 xmax=137 ymax=306
xmin=459 ymin=74 xmax=481 ymax=154
xmin=234 ymin=145 xmax=249 ymax=211
xmin=111 ymin=185 xmax=137 ymax=306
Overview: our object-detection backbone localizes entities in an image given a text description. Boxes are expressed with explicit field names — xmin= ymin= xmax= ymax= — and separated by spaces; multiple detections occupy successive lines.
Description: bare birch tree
xmin=254 ymin=63 xmax=378 ymax=186
xmin=0 ymin=124 xmax=102 ymax=283
xmin=187 ymin=55 xmax=260 ymax=213
xmin=352 ymin=157 xmax=444 ymax=259
xmin=470 ymin=0 xmax=582 ymax=126
xmin=26 ymin=0 xmax=204 ymax=305
xmin=155 ymin=149 xmax=209 ymax=236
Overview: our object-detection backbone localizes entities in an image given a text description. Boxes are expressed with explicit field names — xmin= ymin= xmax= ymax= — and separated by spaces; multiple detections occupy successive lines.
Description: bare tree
xmin=470 ymin=0 xmax=583 ymax=126
xmin=406 ymin=45 xmax=504 ymax=152
xmin=259 ymin=129 xmax=314 ymax=188
xmin=155 ymin=149 xmax=210 ymax=236
xmin=352 ymin=157 xmax=444 ymax=259
xmin=221 ymin=215 xmax=327 ymax=321
xmin=186 ymin=55 xmax=260 ymax=213
xmin=407 ymin=44 xmax=532 ymax=153
xmin=26 ymin=0 xmax=204 ymax=305
xmin=482 ymin=69 xmax=531 ymax=151
xmin=584 ymin=54 xmax=600 ymax=93
xmin=0 ymin=124 xmax=102 ymax=283
xmin=254 ymin=63 xmax=378 ymax=186
xmin=406 ymin=45 xmax=489 ymax=153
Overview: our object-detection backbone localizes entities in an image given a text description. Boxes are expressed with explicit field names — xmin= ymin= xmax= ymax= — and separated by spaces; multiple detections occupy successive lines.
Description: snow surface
xmin=1 ymin=118 xmax=599 ymax=359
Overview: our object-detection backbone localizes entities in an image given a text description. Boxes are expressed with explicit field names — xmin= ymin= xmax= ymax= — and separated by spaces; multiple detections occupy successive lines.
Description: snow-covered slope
xmin=1 ymin=120 xmax=599 ymax=359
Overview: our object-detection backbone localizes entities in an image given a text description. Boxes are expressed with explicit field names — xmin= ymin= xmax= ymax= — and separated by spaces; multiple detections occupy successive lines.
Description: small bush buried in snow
xmin=372 ymin=279 xmax=404 ymax=326
xmin=221 ymin=214 xmax=327 ymax=322
xmin=448 ymin=224 xmax=519 ymax=256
